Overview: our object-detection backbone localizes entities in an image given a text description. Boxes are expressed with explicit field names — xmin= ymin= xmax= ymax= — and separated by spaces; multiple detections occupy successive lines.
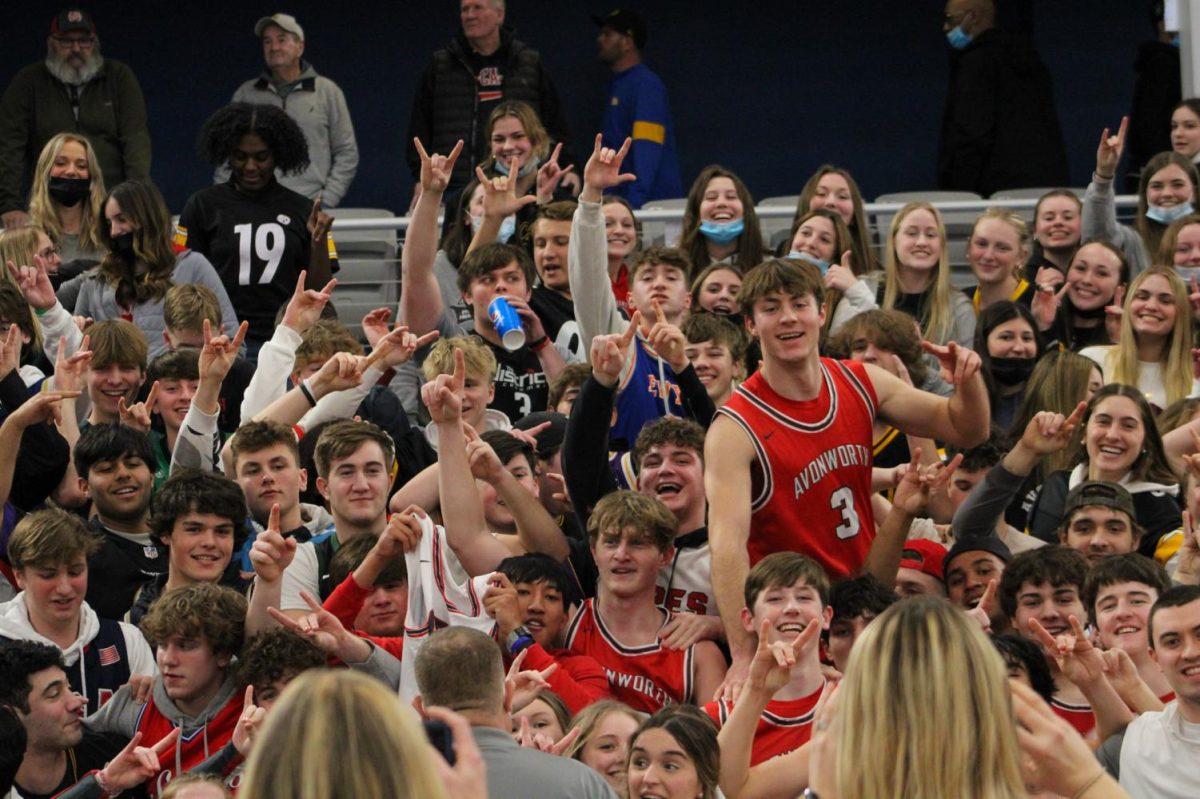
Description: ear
xmin=77 ymin=477 xmax=90 ymax=500
xmin=13 ymin=569 xmax=26 ymax=592
xmin=682 ymin=290 xmax=692 ymax=311
xmin=487 ymin=382 xmax=496 ymax=404
xmin=162 ymin=330 xmax=174 ymax=351
xmin=316 ymin=476 xmax=330 ymax=501
xmin=217 ymin=653 xmax=232 ymax=670
xmin=739 ymin=606 xmax=756 ymax=636
xmin=412 ymin=694 xmax=428 ymax=719
xmin=821 ymin=604 xmax=834 ymax=630
xmin=290 ymin=370 xmax=303 ymax=388
xmin=298 ymin=467 xmax=309 ymax=492
xmin=659 ymin=546 xmax=675 ymax=570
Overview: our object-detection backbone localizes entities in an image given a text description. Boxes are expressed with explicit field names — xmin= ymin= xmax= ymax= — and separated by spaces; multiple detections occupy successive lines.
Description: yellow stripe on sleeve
xmin=632 ymin=120 xmax=665 ymax=144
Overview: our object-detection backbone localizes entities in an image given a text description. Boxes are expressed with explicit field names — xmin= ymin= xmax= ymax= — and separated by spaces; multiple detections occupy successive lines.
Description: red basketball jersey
xmin=1050 ymin=696 xmax=1097 ymax=742
xmin=564 ymin=599 xmax=694 ymax=713
xmin=135 ymin=690 xmax=242 ymax=797
xmin=718 ymin=359 xmax=878 ymax=579
xmin=704 ymin=681 xmax=824 ymax=765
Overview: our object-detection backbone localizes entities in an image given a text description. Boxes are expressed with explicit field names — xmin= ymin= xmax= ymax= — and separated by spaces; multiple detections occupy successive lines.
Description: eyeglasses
xmin=52 ymin=36 xmax=95 ymax=49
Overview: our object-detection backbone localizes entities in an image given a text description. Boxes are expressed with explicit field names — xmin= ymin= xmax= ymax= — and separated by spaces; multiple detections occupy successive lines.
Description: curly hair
xmin=825 ymin=308 xmax=929 ymax=387
xmin=631 ymin=417 xmax=705 ymax=471
xmin=149 ymin=469 xmax=249 ymax=543
xmin=140 ymin=583 xmax=247 ymax=659
xmin=197 ymin=103 xmax=310 ymax=174
xmin=0 ymin=641 xmax=64 ymax=713
xmin=237 ymin=628 xmax=327 ymax=694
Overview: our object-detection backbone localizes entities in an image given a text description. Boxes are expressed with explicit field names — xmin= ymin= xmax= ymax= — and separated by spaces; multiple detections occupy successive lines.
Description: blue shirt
xmin=601 ymin=63 xmax=683 ymax=207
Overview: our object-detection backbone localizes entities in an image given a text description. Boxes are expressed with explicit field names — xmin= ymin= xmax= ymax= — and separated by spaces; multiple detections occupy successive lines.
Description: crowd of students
xmin=3 ymin=29 xmax=1200 ymax=797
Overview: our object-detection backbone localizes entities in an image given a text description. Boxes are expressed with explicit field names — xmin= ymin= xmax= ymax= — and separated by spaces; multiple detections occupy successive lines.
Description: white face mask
xmin=471 ymin=213 xmax=517 ymax=243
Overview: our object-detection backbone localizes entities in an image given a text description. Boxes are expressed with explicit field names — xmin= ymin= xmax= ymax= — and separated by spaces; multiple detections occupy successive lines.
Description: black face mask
xmin=47 ymin=176 xmax=91 ymax=207
xmin=112 ymin=232 xmax=135 ymax=258
xmin=990 ymin=356 xmax=1036 ymax=386
xmin=1072 ymin=303 xmax=1108 ymax=320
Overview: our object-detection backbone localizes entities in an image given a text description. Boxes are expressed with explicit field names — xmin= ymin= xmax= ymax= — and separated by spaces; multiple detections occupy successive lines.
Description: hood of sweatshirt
xmin=0 ymin=592 xmax=99 ymax=667
xmin=151 ymin=670 xmax=239 ymax=729
xmin=424 ymin=408 xmax=511 ymax=449
xmin=1067 ymin=464 xmax=1181 ymax=497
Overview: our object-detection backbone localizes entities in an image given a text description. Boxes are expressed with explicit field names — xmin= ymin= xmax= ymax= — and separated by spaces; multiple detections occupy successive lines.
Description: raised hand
xmin=1095 ymin=116 xmax=1129 ymax=179
xmin=535 ymin=142 xmax=575 ymax=203
xmin=1018 ymin=402 xmax=1086 ymax=456
xmin=465 ymin=425 xmax=507 ymax=484
xmin=746 ymin=618 xmax=820 ymax=697
xmin=1030 ymin=280 xmax=1069 ymax=332
xmin=248 ymin=504 xmax=297 ymax=583
xmin=415 ymin=138 xmax=463 ymax=194
xmin=482 ymin=572 xmax=524 ymax=635
xmin=307 ymin=195 xmax=333 ymax=243
xmin=200 ymin=319 xmax=249 ymax=384
xmin=590 ymin=311 xmax=640 ymax=388
xmin=505 ymin=647 xmax=558 ymax=711
xmin=921 ymin=340 xmax=981 ymax=386
xmin=94 ymin=729 xmax=181 ymax=794
xmin=281 ymin=270 xmax=337 ymax=333
xmin=0 ymin=324 xmax=21 ymax=382
xmin=52 ymin=334 xmax=93 ymax=393
xmin=824 ymin=250 xmax=858 ymax=292
xmin=645 ymin=301 xmax=687 ymax=371
xmin=361 ymin=307 xmax=393 ymax=350
xmin=1104 ymin=284 xmax=1125 ymax=343
xmin=6 ymin=258 xmax=56 ymax=310
xmin=517 ymin=716 xmax=580 ymax=756
xmin=117 ymin=381 xmax=159 ymax=434
xmin=375 ymin=505 xmax=425 ymax=558
xmin=268 ymin=590 xmax=350 ymax=654
xmin=0 ymin=389 xmax=79 ymax=431
xmin=1028 ymin=615 xmax=1106 ymax=686
xmin=1034 ymin=266 xmax=1065 ymax=293
xmin=371 ymin=323 xmax=440 ymax=369
xmin=233 ymin=685 xmax=268 ymax=756
xmin=310 ymin=351 xmax=367 ymax=395
xmin=1009 ymin=679 xmax=1111 ymax=799
xmin=965 ymin=579 xmax=999 ymax=632
xmin=499 ymin=295 xmax=547 ymax=342
xmin=475 ymin=162 xmax=537 ymax=219
xmin=1174 ymin=509 xmax=1200 ymax=584
xmin=421 ymin=347 xmax=465 ymax=424
xmin=581 ymin=134 xmax=636 ymax=202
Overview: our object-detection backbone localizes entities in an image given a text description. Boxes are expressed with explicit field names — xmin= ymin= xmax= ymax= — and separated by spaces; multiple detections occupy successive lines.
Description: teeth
xmin=1182 ymin=665 xmax=1200 ymax=676
xmin=1115 ymin=626 xmax=1140 ymax=634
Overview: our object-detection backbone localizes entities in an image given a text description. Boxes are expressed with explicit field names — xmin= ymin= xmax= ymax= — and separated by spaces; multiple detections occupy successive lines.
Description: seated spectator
xmin=144 ymin=348 xmax=199 ymax=482
xmin=689 ymin=262 xmax=742 ymax=318
xmin=679 ymin=165 xmax=764 ymax=274
xmin=324 ymin=533 xmax=406 ymax=639
xmin=547 ymin=362 xmax=589 ymax=415
xmin=601 ymin=194 xmax=641 ymax=314
xmin=529 ymin=201 xmax=585 ymax=361
xmin=413 ymin=626 xmax=613 ymax=799
xmin=1027 ymin=189 xmax=1082 ymax=280
xmin=1083 ymin=552 xmax=1173 ymax=704
xmin=564 ymin=491 xmax=725 ymax=711
xmin=1080 ymin=266 xmax=1196 ymax=412
xmin=0 ymin=509 xmax=153 ymax=710
xmin=1030 ymin=240 xmax=1128 ymax=351
xmin=825 ymin=575 xmax=897 ymax=673
xmin=509 ymin=690 xmax=570 ymax=747
xmin=893 ymin=539 xmax=947 ymax=598
xmin=0 ymin=641 xmax=130 ymax=799
xmin=934 ymin=437 xmax=1044 ymax=556
xmin=963 ymin=209 xmax=1035 ymax=313
xmin=563 ymin=700 xmax=640 ymax=797
xmin=0 ymin=281 xmax=48 ymax=386
xmin=681 ymin=312 xmax=747 ymax=408
xmin=975 ymin=301 xmax=1044 ymax=430
xmin=129 ymin=470 xmax=248 ymax=624
xmin=786 ymin=210 xmax=867 ymax=333
xmin=703 ymin=553 xmax=828 ymax=764
xmin=628 ymin=707 xmax=719 ymax=799
xmin=238 ymin=628 xmax=326 ymax=710
xmin=27 ymin=132 xmax=107 ymax=267
xmin=418 ymin=336 xmax=510 ymax=453
xmin=1157 ymin=212 xmax=1200 ymax=283
xmin=1 ymin=226 xmax=63 ymax=310
xmin=792 ymin=165 xmax=878 ymax=275
xmin=1097 ymin=584 xmax=1200 ymax=795
xmin=181 ymin=103 xmax=337 ymax=353
xmin=1057 ymin=481 xmax=1145 ymax=565
xmin=74 ymin=424 xmax=164 ymax=620
xmin=991 ymin=632 xmax=1055 ymax=704
xmin=832 ymin=202 xmax=974 ymax=346
xmin=479 ymin=101 xmax=575 ymax=214
xmin=1085 ymin=117 xmax=1198 ymax=276
xmin=72 ymin=319 xmax=145 ymax=429
xmin=944 ymin=536 xmax=1012 ymax=631
xmin=1171 ymin=98 xmax=1200 ymax=165
xmin=85 ymin=584 xmax=247 ymax=795
xmin=0 ymin=360 xmax=77 ymax=520
xmin=512 ymin=410 xmax=572 ymax=522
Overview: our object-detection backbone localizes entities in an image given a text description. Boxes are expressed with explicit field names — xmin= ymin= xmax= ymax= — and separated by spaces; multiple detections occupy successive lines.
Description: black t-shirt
xmin=218 ymin=357 xmax=255 ymax=432
xmin=529 ymin=287 xmax=584 ymax=361
xmin=177 ymin=181 xmax=339 ymax=343
xmin=84 ymin=518 xmax=167 ymax=621
xmin=15 ymin=731 xmax=131 ymax=799
xmin=485 ymin=338 xmax=549 ymax=423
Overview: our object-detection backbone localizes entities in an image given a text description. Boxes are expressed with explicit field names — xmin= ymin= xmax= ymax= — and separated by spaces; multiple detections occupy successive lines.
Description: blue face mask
xmin=1146 ymin=202 xmax=1195 ymax=224
xmin=494 ymin=155 xmax=539 ymax=178
xmin=788 ymin=250 xmax=830 ymax=276
xmin=471 ymin=213 xmax=517 ymax=243
xmin=946 ymin=25 xmax=972 ymax=50
xmin=699 ymin=219 xmax=745 ymax=245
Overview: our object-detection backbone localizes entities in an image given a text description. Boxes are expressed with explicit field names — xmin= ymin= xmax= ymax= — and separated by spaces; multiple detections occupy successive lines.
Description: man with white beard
xmin=0 ymin=8 xmax=151 ymax=230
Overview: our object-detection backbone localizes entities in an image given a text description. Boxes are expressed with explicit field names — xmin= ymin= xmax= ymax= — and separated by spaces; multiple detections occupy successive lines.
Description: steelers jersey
xmin=177 ymin=181 xmax=339 ymax=344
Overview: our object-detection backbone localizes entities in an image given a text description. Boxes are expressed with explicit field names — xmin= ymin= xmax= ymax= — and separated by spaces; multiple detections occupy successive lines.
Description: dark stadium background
xmin=0 ymin=0 xmax=1150 ymax=211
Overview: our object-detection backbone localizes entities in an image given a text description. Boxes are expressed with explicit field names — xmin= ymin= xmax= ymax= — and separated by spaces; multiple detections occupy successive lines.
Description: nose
xmin=180 ymin=383 xmax=195 ymax=400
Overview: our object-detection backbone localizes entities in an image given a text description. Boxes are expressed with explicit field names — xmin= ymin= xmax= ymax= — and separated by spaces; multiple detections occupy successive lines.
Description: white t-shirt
xmin=1118 ymin=701 xmax=1200 ymax=798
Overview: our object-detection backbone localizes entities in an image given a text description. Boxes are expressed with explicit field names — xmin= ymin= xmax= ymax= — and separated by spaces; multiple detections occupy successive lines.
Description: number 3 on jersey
xmin=234 ymin=222 xmax=285 ymax=285
xmin=829 ymin=486 xmax=861 ymax=540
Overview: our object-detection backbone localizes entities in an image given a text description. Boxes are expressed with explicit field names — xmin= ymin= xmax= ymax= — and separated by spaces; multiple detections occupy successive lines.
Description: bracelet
xmin=528 ymin=336 xmax=550 ymax=352
xmin=34 ymin=306 xmax=49 ymax=317
xmin=298 ymin=379 xmax=317 ymax=407
xmin=1070 ymin=770 xmax=1105 ymax=799
xmin=93 ymin=766 xmax=117 ymax=796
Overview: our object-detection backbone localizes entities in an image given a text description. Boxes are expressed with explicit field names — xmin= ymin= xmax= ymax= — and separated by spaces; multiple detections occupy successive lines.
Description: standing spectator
xmin=406 ymin=0 xmax=575 ymax=196
xmin=937 ymin=0 xmax=1068 ymax=195
xmin=217 ymin=14 xmax=359 ymax=207
xmin=1126 ymin=3 xmax=1183 ymax=190
xmin=0 ymin=9 xmax=150 ymax=230
xmin=593 ymin=9 xmax=682 ymax=208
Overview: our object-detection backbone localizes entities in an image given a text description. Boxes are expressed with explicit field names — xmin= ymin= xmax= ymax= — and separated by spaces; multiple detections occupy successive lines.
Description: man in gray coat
xmin=218 ymin=13 xmax=358 ymax=207
xmin=414 ymin=627 xmax=617 ymax=799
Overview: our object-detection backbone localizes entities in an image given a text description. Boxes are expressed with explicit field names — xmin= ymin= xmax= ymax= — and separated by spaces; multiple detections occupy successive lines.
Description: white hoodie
xmin=0 ymin=593 xmax=156 ymax=701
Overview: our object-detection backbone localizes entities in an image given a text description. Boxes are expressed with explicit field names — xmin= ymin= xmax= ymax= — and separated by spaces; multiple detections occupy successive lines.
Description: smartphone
xmin=423 ymin=719 xmax=456 ymax=765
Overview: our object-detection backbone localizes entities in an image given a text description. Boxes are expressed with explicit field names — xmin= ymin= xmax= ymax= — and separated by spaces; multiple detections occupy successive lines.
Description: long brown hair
xmin=793 ymin=164 xmax=877 ymax=273
xmin=98 ymin=179 xmax=178 ymax=307
xmin=1076 ymin=384 xmax=1179 ymax=485
xmin=1136 ymin=151 xmax=1200 ymax=260
xmin=679 ymin=165 xmax=763 ymax=276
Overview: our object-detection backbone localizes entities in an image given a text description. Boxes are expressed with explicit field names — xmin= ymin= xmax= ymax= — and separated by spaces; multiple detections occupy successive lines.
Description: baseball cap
xmin=943 ymin=536 xmax=1012 ymax=577
xmin=50 ymin=8 xmax=96 ymax=36
xmin=592 ymin=8 xmax=647 ymax=49
xmin=514 ymin=411 xmax=567 ymax=458
xmin=1062 ymin=480 xmax=1137 ymax=522
xmin=899 ymin=539 xmax=947 ymax=582
xmin=255 ymin=12 xmax=305 ymax=41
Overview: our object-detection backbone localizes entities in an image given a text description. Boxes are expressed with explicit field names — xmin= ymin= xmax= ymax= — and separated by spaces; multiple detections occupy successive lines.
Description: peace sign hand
xmin=415 ymin=138 xmax=464 ymax=194
xmin=1031 ymin=278 xmax=1070 ymax=332
xmin=1095 ymin=116 xmax=1129 ymax=180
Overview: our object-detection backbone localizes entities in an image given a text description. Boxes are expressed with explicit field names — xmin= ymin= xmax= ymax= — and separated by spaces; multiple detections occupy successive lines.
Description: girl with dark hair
xmin=1030 ymin=240 xmax=1129 ymax=351
xmin=974 ymin=301 xmax=1044 ymax=430
xmin=627 ymin=706 xmax=720 ymax=799
xmin=1170 ymin=98 xmax=1200 ymax=165
xmin=1026 ymin=189 xmax=1082 ymax=280
xmin=678 ymin=165 xmax=763 ymax=276
xmin=792 ymin=165 xmax=877 ymax=274
xmin=602 ymin=194 xmax=641 ymax=313
xmin=179 ymin=103 xmax=336 ymax=351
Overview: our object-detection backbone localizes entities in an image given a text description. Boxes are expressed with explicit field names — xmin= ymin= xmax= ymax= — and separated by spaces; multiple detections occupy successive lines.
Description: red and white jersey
xmin=1051 ymin=696 xmax=1097 ymax=743
xmin=564 ymin=599 xmax=695 ymax=713
xmin=135 ymin=691 xmax=242 ymax=797
xmin=718 ymin=359 xmax=877 ymax=579
xmin=655 ymin=528 xmax=717 ymax=617
xmin=704 ymin=681 xmax=824 ymax=765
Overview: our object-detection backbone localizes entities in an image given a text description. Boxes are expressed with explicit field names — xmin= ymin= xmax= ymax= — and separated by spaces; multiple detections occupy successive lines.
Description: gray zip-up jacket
xmin=216 ymin=62 xmax=358 ymax=206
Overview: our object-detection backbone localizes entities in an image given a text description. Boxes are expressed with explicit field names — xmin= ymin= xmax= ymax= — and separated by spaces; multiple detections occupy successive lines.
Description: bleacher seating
xmin=327 ymin=208 xmax=399 ymax=336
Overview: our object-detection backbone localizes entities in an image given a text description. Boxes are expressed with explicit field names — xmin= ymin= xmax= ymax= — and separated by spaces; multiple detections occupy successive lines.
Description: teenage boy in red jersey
xmin=706 ymin=258 xmax=990 ymax=698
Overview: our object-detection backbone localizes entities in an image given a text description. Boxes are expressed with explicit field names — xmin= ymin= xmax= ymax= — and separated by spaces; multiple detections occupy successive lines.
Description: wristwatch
xmin=506 ymin=625 xmax=535 ymax=655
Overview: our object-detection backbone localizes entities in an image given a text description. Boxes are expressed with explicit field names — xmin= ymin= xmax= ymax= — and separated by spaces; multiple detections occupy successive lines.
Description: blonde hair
xmin=485 ymin=101 xmax=551 ymax=165
xmin=0 ymin=227 xmax=45 ymax=290
xmin=1108 ymin=266 xmax=1194 ymax=407
xmin=238 ymin=669 xmax=448 ymax=799
xmin=27 ymin=133 xmax=106 ymax=254
xmin=969 ymin=208 xmax=1030 ymax=281
xmin=564 ymin=699 xmax=642 ymax=760
xmin=159 ymin=773 xmax=231 ymax=798
xmin=163 ymin=283 xmax=223 ymax=334
xmin=834 ymin=598 xmax=1026 ymax=799
xmin=421 ymin=335 xmax=497 ymax=381
xmin=882 ymin=203 xmax=956 ymax=344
